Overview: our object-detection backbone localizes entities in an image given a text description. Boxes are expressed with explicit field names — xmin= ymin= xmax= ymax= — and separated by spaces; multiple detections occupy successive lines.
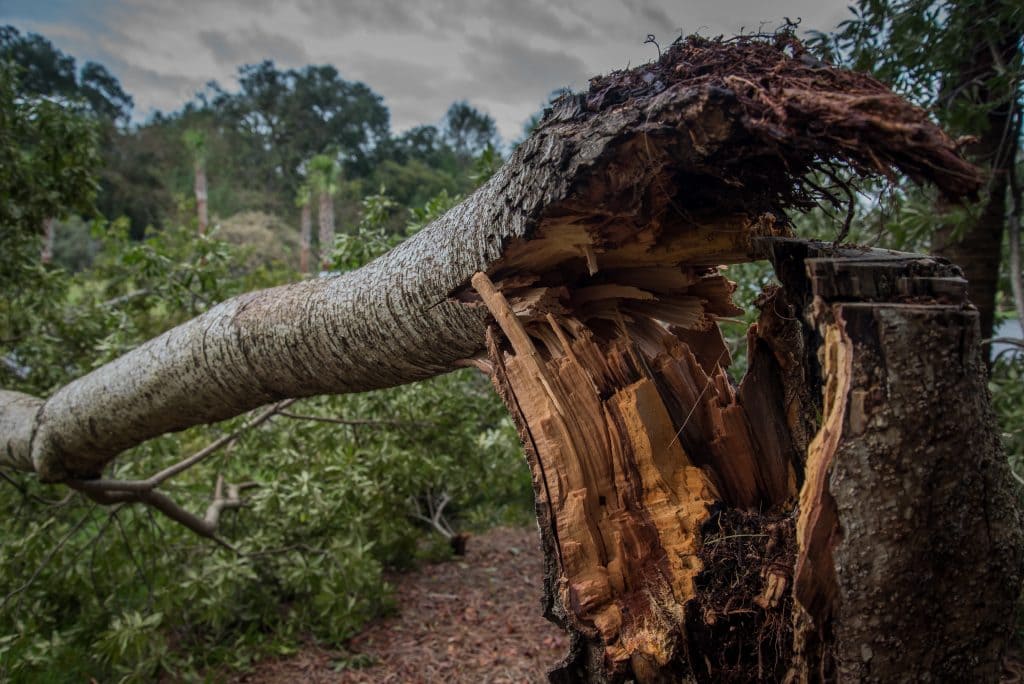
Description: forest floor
xmin=233 ymin=526 xmax=570 ymax=683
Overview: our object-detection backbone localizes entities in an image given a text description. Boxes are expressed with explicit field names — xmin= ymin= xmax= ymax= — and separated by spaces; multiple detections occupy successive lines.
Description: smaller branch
xmin=1 ymin=506 xmax=95 ymax=611
xmin=203 ymin=475 xmax=257 ymax=532
xmin=68 ymin=399 xmax=294 ymax=494
xmin=410 ymin=490 xmax=455 ymax=538
xmin=148 ymin=399 xmax=293 ymax=487
xmin=71 ymin=478 xmax=248 ymax=552
xmin=0 ymin=469 xmax=75 ymax=506
xmin=985 ymin=337 xmax=1024 ymax=349
xmin=113 ymin=508 xmax=155 ymax=608
xmin=102 ymin=289 xmax=152 ymax=308
xmin=276 ymin=411 xmax=429 ymax=427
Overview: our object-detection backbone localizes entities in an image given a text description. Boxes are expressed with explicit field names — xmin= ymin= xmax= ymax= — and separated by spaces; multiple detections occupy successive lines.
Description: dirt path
xmin=234 ymin=527 xmax=569 ymax=683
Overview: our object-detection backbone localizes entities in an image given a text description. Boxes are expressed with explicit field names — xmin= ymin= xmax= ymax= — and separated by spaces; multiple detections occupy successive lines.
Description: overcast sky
xmin=0 ymin=0 xmax=851 ymax=141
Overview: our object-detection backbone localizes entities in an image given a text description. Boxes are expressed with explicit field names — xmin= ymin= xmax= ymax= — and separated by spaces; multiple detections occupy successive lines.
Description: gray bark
xmin=0 ymin=80 xmax=719 ymax=481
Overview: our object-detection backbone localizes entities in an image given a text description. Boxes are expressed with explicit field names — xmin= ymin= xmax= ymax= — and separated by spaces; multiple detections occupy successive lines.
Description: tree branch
xmin=276 ymin=410 xmax=429 ymax=428
xmin=1 ymin=506 xmax=96 ymax=611
xmin=66 ymin=399 xmax=293 ymax=494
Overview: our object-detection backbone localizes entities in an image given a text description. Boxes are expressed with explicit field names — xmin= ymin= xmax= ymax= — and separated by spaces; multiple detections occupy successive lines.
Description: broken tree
xmin=0 ymin=35 xmax=1020 ymax=682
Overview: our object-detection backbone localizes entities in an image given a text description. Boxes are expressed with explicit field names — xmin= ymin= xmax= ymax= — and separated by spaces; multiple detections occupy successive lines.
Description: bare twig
xmin=113 ymin=509 xmax=155 ymax=609
xmin=1 ymin=505 xmax=96 ymax=611
xmin=410 ymin=489 xmax=455 ymax=538
xmin=67 ymin=399 xmax=294 ymax=495
xmin=276 ymin=411 xmax=429 ymax=428
xmin=0 ymin=469 xmax=75 ymax=506
xmin=644 ymin=34 xmax=662 ymax=59
xmin=71 ymin=479 xmax=247 ymax=551
xmin=985 ymin=337 xmax=1024 ymax=349
xmin=61 ymin=400 xmax=293 ymax=546
xmin=102 ymin=289 xmax=152 ymax=308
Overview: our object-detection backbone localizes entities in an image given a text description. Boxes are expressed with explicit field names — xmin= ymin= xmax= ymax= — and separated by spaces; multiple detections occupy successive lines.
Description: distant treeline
xmin=1 ymin=25 xmax=510 ymax=238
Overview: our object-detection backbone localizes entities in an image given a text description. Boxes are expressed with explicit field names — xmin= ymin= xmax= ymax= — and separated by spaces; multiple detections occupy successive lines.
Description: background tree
xmin=0 ymin=26 xmax=132 ymax=124
xmin=0 ymin=60 xmax=99 ymax=277
xmin=211 ymin=61 xmax=389 ymax=203
xmin=442 ymin=100 xmax=499 ymax=162
xmin=296 ymin=182 xmax=313 ymax=274
xmin=811 ymin=0 xmax=1024 ymax=342
xmin=182 ymin=129 xmax=209 ymax=235
xmin=308 ymin=153 xmax=340 ymax=271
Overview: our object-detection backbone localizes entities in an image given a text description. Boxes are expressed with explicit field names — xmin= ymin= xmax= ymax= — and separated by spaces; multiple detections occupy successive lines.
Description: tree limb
xmin=0 ymin=36 xmax=983 ymax=490
xmin=276 ymin=411 xmax=429 ymax=428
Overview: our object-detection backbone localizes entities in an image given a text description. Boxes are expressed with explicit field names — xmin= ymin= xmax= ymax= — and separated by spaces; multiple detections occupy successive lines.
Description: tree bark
xmin=0 ymin=36 xmax=1016 ymax=682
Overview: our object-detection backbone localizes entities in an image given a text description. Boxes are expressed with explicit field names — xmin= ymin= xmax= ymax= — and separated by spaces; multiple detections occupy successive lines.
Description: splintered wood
xmin=472 ymin=246 xmax=797 ymax=677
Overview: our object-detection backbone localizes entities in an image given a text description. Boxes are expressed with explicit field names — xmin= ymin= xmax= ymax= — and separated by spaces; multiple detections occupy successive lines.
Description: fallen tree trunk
xmin=1 ymin=35 xmax=1019 ymax=682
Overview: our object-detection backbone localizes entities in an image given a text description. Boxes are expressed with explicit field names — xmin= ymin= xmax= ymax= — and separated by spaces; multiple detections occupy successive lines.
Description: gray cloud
xmin=620 ymin=0 xmax=676 ymax=33
xmin=461 ymin=34 xmax=590 ymax=105
xmin=199 ymin=27 xmax=309 ymax=67
xmin=1 ymin=0 xmax=854 ymax=140
xmin=298 ymin=0 xmax=449 ymax=36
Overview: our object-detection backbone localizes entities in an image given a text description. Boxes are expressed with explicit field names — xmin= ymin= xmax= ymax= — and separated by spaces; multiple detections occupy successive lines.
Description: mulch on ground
xmin=234 ymin=526 xmax=569 ymax=683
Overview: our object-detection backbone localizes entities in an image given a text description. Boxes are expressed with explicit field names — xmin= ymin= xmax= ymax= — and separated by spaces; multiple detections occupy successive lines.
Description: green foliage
xmin=182 ymin=128 xmax=207 ymax=163
xmin=991 ymin=356 xmax=1024 ymax=474
xmin=0 ymin=182 xmax=529 ymax=681
xmin=443 ymin=100 xmax=499 ymax=159
xmin=0 ymin=25 xmax=133 ymax=123
xmin=307 ymin=153 xmax=341 ymax=196
xmin=0 ymin=61 xmax=100 ymax=240
xmin=808 ymin=1 xmax=1023 ymax=135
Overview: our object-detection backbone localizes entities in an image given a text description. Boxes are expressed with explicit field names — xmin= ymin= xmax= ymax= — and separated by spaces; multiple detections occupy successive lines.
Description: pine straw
xmin=232 ymin=527 xmax=568 ymax=684
xmin=554 ymin=33 xmax=981 ymax=223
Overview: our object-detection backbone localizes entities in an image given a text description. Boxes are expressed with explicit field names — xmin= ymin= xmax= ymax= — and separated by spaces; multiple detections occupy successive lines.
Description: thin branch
xmin=68 ymin=399 xmax=294 ymax=494
xmin=102 ymin=288 xmax=152 ymax=308
xmin=985 ymin=337 xmax=1024 ymax=349
xmin=0 ymin=469 xmax=75 ymax=506
xmin=71 ymin=480 xmax=244 ymax=551
xmin=1 ymin=505 xmax=96 ymax=611
xmin=410 ymin=490 xmax=455 ymax=538
xmin=276 ymin=411 xmax=429 ymax=428
xmin=113 ymin=509 xmax=155 ymax=609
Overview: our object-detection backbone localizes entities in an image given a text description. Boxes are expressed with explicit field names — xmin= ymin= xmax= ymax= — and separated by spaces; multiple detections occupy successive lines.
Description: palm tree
xmin=40 ymin=217 xmax=55 ymax=264
xmin=296 ymin=184 xmax=312 ymax=274
xmin=182 ymin=129 xmax=208 ymax=235
xmin=307 ymin=154 xmax=339 ymax=271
